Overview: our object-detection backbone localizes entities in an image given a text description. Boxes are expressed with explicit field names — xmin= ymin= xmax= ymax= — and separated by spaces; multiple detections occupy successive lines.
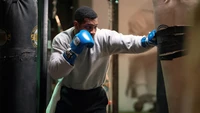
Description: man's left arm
xmin=99 ymin=29 xmax=157 ymax=54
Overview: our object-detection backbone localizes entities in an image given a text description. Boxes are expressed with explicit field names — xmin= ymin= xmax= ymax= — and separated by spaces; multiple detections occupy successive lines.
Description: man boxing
xmin=47 ymin=6 xmax=157 ymax=113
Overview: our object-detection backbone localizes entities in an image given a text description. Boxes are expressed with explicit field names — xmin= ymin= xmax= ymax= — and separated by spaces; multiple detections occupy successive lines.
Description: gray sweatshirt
xmin=48 ymin=27 xmax=152 ymax=90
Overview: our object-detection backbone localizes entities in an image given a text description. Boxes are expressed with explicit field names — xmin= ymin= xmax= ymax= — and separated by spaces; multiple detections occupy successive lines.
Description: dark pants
xmin=55 ymin=86 xmax=108 ymax=113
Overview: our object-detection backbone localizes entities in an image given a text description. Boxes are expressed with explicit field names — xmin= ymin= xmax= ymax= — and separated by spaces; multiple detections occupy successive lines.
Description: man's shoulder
xmin=64 ymin=27 xmax=75 ymax=34
xmin=52 ymin=27 xmax=74 ymax=44
xmin=54 ymin=27 xmax=74 ymax=40
xmin=96 ymin=28 xmax=119 ymax=38
xmin=94 ymin=28 xmax=118 ymax=43
xmin=97 ymin=28 xmax=110 ymax=31
xmin=96 ymin=28 xmax=113 ymax=35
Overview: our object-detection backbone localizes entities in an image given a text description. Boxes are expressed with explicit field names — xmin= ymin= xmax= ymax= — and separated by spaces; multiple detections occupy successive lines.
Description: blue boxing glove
xmin=141 ymin=29 xmax=157 ymax=47
xmin=63 ymin=30 xmax=94 ymax=65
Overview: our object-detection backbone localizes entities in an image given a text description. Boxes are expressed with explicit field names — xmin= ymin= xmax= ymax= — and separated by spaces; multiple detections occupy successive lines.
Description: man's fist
xmin=70 ymin=30 xmax=94 ymax=55
xmin=141 ymin=30 xmax=157 ymax=47
xmin=63 ymin=30 xmax=94 ymax=65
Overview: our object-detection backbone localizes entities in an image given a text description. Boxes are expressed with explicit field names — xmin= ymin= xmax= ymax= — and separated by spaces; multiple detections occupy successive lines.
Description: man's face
xmin=75 ymin=18 xmax=98 ymax=37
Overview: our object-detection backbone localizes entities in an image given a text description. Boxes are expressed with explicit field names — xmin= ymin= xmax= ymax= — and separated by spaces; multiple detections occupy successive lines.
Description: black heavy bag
xmin=0 ymin=0 xmax=38 ymax=113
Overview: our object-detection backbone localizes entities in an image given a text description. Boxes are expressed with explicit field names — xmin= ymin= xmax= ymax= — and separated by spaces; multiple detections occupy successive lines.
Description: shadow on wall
xmin=125 ymin=1 xmax=157 ymax=112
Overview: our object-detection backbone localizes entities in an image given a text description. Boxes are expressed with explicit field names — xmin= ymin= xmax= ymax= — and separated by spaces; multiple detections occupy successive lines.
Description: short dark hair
xmin=74 ymin=6 xmax=98 ymax=24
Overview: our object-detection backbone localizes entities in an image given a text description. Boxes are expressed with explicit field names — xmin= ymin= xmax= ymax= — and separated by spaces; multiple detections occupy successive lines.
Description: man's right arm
xmin=48 ymin=33 xmax=74 ymax=80
xmin=48 ymin=30 xmax=94 ymax=80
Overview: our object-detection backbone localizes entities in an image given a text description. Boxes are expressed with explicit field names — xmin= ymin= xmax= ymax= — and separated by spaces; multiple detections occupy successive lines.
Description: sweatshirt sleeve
xmin=96 ymin=29 xmax=153 ymax=55
xmin=48 ymin=32 xmax=74 ymax=80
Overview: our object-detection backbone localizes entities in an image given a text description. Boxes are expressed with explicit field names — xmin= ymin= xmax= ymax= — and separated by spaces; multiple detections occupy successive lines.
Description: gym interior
xmin=0 ymin=0 xmax=200 ymax=113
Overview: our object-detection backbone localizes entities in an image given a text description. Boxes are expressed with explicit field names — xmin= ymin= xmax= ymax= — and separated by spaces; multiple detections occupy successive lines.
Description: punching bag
xmin=152 ymin=0 xmax=198 ymax=113
xmin=0 ymin=0 xmax=38 ymax=113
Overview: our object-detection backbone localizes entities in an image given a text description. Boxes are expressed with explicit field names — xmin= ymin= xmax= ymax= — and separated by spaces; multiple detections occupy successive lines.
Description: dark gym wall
xmin=49 ymin=0 xmax=79 ymax=41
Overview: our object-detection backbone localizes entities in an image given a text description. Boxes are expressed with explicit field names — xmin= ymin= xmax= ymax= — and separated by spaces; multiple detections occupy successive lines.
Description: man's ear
xmin=73 ymin=21 xmax=78 ymax=29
